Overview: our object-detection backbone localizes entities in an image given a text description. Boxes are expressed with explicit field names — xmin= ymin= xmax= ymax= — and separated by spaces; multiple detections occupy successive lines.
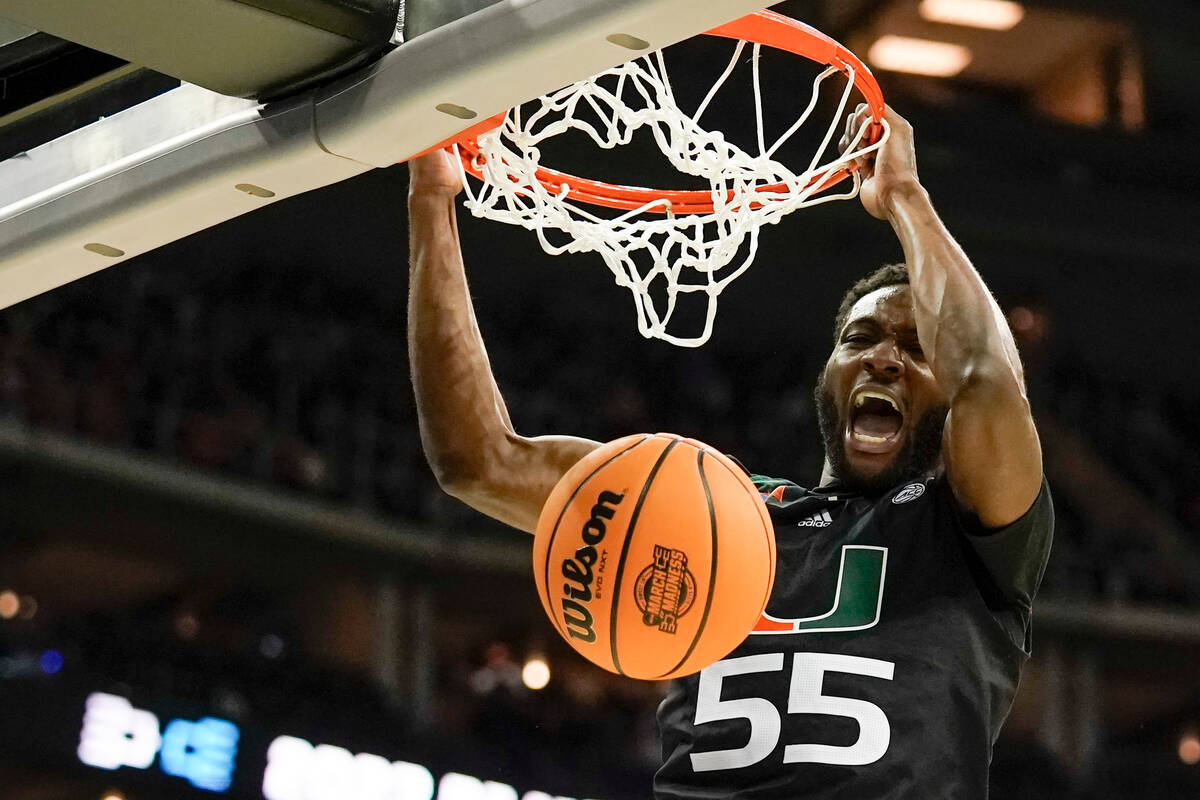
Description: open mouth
xmin=847 ymin=389 xmax=905 ymax=453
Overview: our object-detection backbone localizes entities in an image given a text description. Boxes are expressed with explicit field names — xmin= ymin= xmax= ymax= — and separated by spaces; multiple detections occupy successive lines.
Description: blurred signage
xmin=263 ymin=734 xmax=591 ymax=800
xmin=74 ymin=693 xmax=602 ymax=800
xmin=78 ymin=693 xmax=163 ymax=770
xmin=262 ymin=735 xmax=436 ymax=800
xmin=78 ymin=692 xmax=240 ymax=791
xmin=162 ymin=717 xmax=242 ymax=791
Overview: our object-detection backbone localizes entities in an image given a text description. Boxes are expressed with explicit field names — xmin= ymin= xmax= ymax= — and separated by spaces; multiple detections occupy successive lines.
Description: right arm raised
xmin=407 ymin=150 xmax=600 ymax=533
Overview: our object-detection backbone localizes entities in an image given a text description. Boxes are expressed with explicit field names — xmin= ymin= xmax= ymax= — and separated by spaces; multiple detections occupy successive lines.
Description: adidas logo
xmin=797 ymin=509 xmax=834 ymax=528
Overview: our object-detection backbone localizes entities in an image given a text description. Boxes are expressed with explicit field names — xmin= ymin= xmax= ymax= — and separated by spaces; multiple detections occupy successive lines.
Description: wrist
xmin=880 ymin=179 xmax=930 ymax=219
xmin=408 ymin=186 xmax=461 ymax=203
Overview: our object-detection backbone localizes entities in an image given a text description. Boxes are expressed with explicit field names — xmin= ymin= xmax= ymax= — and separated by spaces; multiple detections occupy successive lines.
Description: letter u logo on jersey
xmin=752 ymin=545 xmax=887 ymax=635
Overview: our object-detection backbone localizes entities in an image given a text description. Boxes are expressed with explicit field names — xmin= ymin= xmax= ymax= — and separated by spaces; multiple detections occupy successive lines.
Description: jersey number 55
xmin=690 ymin=651 xmax=895 ymax=771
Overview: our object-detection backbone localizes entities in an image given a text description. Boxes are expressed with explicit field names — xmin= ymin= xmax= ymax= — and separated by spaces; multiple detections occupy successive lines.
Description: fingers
xmin=838 ymin=107 xmax=857 ymax=153
xmin=407 ymin=151 xmax=440 ymax=182
xmin=839 ymin=102 xmax=882 ymax=155
xmin=408 ymin=149 xmax=465 ymax=197
xmin=883 ymin=103 xmax=910 ymax=128
xmin=839 ymin=103 xmax=881 ymax=181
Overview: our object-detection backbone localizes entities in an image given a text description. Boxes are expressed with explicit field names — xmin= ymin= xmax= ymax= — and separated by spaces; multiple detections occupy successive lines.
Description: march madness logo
xmin=634 ymin=545 xmax=696 ymax=634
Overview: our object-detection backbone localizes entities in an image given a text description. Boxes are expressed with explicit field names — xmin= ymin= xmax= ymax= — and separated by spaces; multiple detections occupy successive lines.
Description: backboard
xmin=0 ymin=0 xmax=776 ymax=309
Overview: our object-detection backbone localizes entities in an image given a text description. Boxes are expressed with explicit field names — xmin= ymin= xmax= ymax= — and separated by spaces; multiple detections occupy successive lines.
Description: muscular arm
xmin=407 ymin=150 xmax=600 ymax=533
xmin=850 ymin=107 xmax=1042 ymax=527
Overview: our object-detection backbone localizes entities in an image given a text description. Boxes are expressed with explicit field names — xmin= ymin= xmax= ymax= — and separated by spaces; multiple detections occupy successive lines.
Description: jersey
xmin=655 ymin=471 xmax=1053 ymax=799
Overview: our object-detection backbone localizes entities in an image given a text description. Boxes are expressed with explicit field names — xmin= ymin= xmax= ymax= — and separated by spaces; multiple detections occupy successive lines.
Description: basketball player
xmin=407 ymin=105 xmax=1052 ymax=798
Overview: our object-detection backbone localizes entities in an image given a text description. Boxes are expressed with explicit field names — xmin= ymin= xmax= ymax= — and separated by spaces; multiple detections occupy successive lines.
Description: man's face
xmin=815 ymin=285 xmax=950 ymax=492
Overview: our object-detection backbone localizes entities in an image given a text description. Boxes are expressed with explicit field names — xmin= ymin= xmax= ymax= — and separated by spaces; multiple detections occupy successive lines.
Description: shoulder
xmin=938 ymin=472 xmax=1055 ymax=616
xmin=933 ymin=472 xmax=1054 ymax=542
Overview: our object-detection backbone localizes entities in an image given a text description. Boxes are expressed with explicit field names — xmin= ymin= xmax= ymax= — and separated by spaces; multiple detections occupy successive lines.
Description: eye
xmin=842 ymin=333 xmax=873 ymax=346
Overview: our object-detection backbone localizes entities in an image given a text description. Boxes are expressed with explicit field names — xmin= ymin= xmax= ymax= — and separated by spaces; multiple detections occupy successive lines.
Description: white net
xmin=456 ymin=41 xmax=888 ymax=347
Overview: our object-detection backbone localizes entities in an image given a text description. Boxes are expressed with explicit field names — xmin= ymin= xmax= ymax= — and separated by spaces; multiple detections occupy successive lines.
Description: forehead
xmin=843 ymin=285 xmax=914 ymax=331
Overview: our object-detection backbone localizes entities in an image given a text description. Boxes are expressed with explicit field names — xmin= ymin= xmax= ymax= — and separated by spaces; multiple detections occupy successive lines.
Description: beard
xmin=814 ymin=374 xmax=949 ymax=494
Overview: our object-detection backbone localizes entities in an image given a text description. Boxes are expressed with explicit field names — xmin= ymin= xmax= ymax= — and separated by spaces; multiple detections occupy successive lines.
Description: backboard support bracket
xmin=0 ymin=0 xmax=774 ymax=309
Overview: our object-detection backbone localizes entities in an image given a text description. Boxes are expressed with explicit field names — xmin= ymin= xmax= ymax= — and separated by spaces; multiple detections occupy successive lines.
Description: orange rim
xmin=441 ymin=9 xmax=885 ymax=215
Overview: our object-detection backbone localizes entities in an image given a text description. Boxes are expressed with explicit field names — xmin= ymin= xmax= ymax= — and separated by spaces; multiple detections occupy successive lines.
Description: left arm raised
xmin=849 ymin=106 xmax=1042 ymax=527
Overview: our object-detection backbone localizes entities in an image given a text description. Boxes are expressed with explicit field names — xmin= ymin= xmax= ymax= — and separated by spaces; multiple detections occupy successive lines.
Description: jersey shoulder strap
xmin=748 ymin=473 xmax=802 ymax=503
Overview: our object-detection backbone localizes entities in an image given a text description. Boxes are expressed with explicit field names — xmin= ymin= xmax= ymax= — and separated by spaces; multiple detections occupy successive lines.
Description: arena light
xmin=0 ymin=590 xmax=18 ymax=619
xmin=521 ymin=658 xmax=551 ymax=690
xmin=867 ymin=35 xmax=972 ymax=77
xmin=174 ymin=613 xmax=199 ymax=640
xmin=918 ymin=0 xmax=1025 ymax=31
xmin=40 ymin=649 xmax=64 ymax=675
xmin=1180 ymin=729 xmax=1200 ymax=765
xmin=259 ymin=633 xmax=286 ymax=659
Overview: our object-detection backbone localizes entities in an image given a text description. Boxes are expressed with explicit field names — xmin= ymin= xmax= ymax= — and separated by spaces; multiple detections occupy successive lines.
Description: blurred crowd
xmin=1 ymin=256 xmax=1198 ymax=606
xmin=1 ymin=255 xmax=1198 ymax=799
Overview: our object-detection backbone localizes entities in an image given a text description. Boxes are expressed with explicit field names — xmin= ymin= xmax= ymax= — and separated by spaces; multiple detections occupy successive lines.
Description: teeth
xmin=852 ymin=432 xmax=889 ymax=444
xmin=854 ymin=390 xmax=899 ymax=411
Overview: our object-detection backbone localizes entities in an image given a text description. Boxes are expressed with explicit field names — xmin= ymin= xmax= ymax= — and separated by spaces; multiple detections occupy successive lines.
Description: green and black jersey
xmin=655 ymin=472 xmax=1053 ymax=799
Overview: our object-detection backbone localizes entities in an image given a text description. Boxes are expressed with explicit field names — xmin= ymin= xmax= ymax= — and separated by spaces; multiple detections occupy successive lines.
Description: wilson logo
xmin=634 ymin=545 xmax=696 ymax=634
xmin=560 ymin=490 xmax=624 ymax=642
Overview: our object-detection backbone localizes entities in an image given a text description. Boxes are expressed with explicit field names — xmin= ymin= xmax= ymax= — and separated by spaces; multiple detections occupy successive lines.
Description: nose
xmin=861 ymin=341 xmax=904 ymax=379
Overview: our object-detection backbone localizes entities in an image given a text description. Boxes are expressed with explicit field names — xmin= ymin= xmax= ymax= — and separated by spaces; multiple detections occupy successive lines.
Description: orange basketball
xmin=533 ymin=433 xmax=776 ymax=680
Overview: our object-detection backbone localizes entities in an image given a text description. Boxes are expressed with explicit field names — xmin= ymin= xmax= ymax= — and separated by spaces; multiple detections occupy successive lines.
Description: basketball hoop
xmin=434 ymin=9 xmax=887 ymax=347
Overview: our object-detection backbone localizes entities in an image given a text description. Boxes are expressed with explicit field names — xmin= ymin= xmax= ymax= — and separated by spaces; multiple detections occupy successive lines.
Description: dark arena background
xmin=2 ymin=1 xmax=1199 ymax=798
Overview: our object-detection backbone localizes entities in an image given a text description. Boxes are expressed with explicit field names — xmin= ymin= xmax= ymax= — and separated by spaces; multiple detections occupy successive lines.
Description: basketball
xmin=532 ymin=433 xmax=776 ymax=680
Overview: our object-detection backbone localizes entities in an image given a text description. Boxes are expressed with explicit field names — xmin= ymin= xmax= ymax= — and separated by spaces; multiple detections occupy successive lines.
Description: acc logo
xmin=634 ymin=545 xmax=696 ymax=634
xmin=892 ymin=482 xmax=926 ymax=504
